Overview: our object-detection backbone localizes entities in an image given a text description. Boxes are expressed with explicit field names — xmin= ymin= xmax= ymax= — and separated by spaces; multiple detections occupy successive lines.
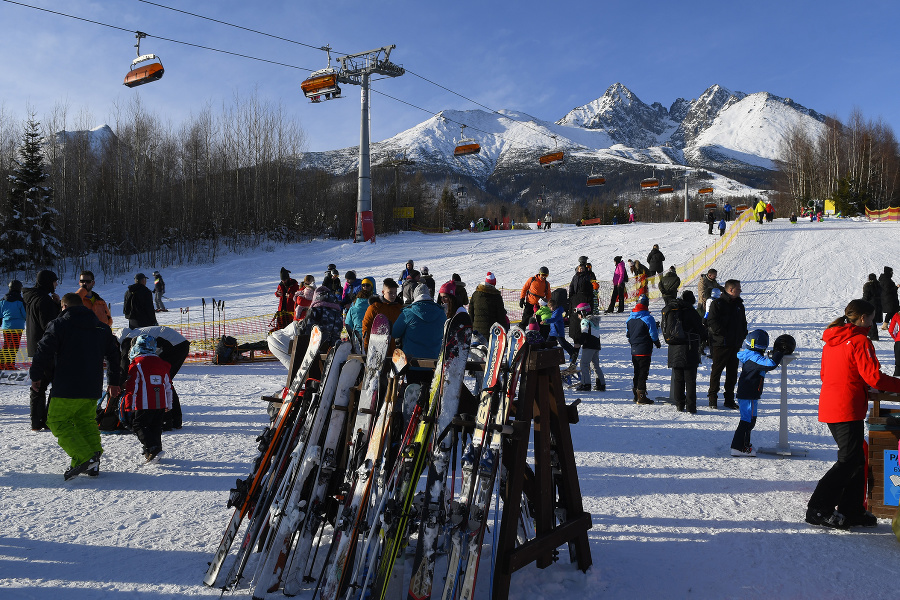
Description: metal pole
xmin=759 ymin=355 xmax=807 ymax=457
xmin=356 ymin=71 xmax=371 ymax=242
xmin=684 ymin=170 xmax=689 ymax=222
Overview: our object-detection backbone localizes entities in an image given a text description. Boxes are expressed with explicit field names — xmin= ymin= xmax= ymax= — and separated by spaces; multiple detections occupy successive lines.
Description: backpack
xmin=661 ymin=302 xmax=687 ymax=344
xmin=96 ymin=391 xmax=130 ymax=432
xmin=214 ymin=335 xmax=239 ymax=365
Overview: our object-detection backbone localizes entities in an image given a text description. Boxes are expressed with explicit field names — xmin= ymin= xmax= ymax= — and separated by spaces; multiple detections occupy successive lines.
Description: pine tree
xmin=3 ymin=115 xmax=59 ymax=272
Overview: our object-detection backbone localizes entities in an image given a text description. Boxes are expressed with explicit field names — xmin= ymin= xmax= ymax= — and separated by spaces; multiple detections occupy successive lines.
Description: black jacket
xmin=667 ymin=300 xmax=707 ymax=368
xmin=23 ymin=282 xmax=60 ymax=357
xmin=659 ymin=272 xmax=681 ymax=299
xmin=863 ymin=280 xmax=883 ymax=323
xmin=123 ymin=283 xmax=158 ymax=328
xmin=646 ymin=248 xmax=665 ymax=274
xmin=28 ymin=305 xmax=121 ymax=398
xmin=706 ymin=293 xmax=748 ymax=348
xmin=568 ymin=271 xmax=594 ymax=306
xmin=879 ymin=269 xmax=898 ymax=316
xmin=468 ymin=284 xmax=507 ymax=337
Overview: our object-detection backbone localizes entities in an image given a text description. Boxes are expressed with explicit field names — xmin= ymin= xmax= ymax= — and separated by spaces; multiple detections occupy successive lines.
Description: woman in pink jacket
xmin=605 ymin=256 xmax=627 ymax=313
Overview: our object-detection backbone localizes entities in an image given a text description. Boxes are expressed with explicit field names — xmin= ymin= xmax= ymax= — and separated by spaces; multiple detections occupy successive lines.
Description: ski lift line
xmin=0 ymin=0 xmax=314 ymax=72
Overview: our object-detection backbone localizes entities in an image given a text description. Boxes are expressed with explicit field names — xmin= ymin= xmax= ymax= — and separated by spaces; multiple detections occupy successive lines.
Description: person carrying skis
xmin=28 ymin=293 xmax=121 ymax=478
xmin=519 ymin=267 xmax=550 ymax=325
xmin=1 ymin=279 xmax=26 ymax=370
xmin=806 ymin=299 xmax=900 ymax=529
xmin=152 ymin=271 xmax=167 ymax=312
xmin=274 ymin=268 xmax=299 ymax=331
xmin=605 ymin=256 xmax=627 ymax=314
xmin=119 ymin=334 xmax=172 ymax=463
xmin=23 ymin=270 xmax=61 ymax=430
xmin=729 ymin=329 xmax=783 ymax=457
xmin=574 ymin=303 xmax=605 ymax=391
xmin=626 ymin=295 xmax=660 ymax=404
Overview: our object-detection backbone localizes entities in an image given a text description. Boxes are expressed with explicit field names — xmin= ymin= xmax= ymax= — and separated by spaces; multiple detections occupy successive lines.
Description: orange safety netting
xmin=866 ymin=206 xmax=900 ymax=222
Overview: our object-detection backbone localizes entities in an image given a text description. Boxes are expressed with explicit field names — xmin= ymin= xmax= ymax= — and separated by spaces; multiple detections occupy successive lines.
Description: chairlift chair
xmin=704 ymin=202 xmax=718 ymax=210
xmin=123 ymin=32 xmax=164 ymax=88
xmin=640 ymin=177 xmax=660 ymax=190
xmin=657 ymin=184 xmax=674 ymax=194
xmin=586 ymin=166 xmax=605 ymax=187
xmin=454 ymin=124 xmax=481 ymax=156
xmin=538 ymin=135 xmax=564 ymax=168
xmin=698 ymin=187 xmax=714 ymax=196
xmin=301 ymin=45 xmax=342 ymax=102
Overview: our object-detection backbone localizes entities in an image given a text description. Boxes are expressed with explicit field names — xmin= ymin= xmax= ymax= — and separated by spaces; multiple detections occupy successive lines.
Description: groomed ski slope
xmin=2 ymin=218 xmax=899 ymax=599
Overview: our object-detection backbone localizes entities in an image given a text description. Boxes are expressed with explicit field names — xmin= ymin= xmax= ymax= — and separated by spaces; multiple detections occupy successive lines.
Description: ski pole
xmin=219 ymin=300 xmax=225 ymax=338
xmin=211 ymin=298 xmax=217 ymax=340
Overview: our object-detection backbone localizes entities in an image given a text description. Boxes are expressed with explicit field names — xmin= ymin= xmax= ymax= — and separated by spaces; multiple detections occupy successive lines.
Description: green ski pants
xmin=47 ymin=397 xmax=102 ymax=466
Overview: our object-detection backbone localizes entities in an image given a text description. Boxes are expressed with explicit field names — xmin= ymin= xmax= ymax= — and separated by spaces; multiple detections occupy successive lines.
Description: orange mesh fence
xmin=866 ymin=206 xmax=900 ymax=222
xmin=169 ymin=312 xmax=278 ymax=363
xmin=0 ymin=329 xmax=27 ymax=370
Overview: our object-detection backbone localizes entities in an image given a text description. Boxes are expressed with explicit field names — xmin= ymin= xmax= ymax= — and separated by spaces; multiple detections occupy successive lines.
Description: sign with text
xmin=393 ymin=207 xmax=414 ymax=219
xmin=884 ymin=449 xmax=900 ymax=507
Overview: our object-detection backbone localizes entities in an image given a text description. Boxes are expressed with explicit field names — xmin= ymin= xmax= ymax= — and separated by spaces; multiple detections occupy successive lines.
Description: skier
xmin=568 ymin=259 xmax=594 ymax=363
xmin=806 ymin=299 xmax=900 ymax=529
xmin=575 ymin=303 xmax=605 ymax=392
xmin=519 ymin=267 xmax=551 ymax=325
xmin=718 ymin=218 xmax=726 ymax=237
xmin=361 ymin=278 xmax=404 ymax=351
xmin=605 ymin=256 xmax=627 ymax=314
xmin=706 ymin=280 xmax=748 ymax=410
xmin=393 ymin=284 xmax=446 ymax=387
xmin=707 ymin=211 xmax=716 ymax=235
xmin=646 ymin=244 xmax=665 ymax=277
xmin=546 ymin=297 xmax=576 ymax=364
xmin=667 ymin=290 xmax=705 ymax=413
xmin=729 ymin=329 xmax=783 ymax=457
xmin=152 ymin=271 xmax=167 ymax=312
xmin=28 ymin=293 xmax=121 ymax=478
xmin=119 ymin=325 xmax=189 ymax=430
xmin=878 ymin=266 xmax=899 ymax=328
xmin=124 ymin=273 xmax=158 ymax=329
xmin=628 ymin=205 xmax=636 ymax=223
xmin=0 ymin=280 xmax=26 ymax=370
xmin=861 ymin=273 xmax=882 ymax=340
xmin=119 ymin=334 xmax=172 ymax=462
xmin=626 ymin=296 xmax=660 ymax=404
xmin=23 ymin=270 xmax=61 ymax=430
xmin=273 ymin=268 xmax=299 ymax=331
xmin=754 ymin=199 xmax=766 ymax=224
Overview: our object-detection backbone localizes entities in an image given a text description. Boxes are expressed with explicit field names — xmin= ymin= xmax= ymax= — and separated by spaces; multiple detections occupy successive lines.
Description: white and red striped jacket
xmin=124 ymin=354 xmax=173 ymax=411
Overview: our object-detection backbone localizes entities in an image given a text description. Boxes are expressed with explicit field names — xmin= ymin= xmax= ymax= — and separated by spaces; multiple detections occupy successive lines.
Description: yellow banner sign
xmin=393 ymin=207 xmax=414 ymax=219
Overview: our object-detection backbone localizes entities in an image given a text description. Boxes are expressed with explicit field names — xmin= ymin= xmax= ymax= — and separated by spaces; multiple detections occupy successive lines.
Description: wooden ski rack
xmin=492 ymin=345 xmax=592 ymax=599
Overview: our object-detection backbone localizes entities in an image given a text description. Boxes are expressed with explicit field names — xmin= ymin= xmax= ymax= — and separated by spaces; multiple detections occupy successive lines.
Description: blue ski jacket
xmin=393 ymin=299 xmax=446 ymax=365
xmin=626 ymin=309 xmax=659 ymax=355
xmin=344 ymin=297 xmax=369 ymax=341
xmin=546 ymin=306 xmax=566 ymax=339
xmin=735 ymin=347 xmax=782 ymax=400
xmin=1 ymin=295 xmax=26 ymax=329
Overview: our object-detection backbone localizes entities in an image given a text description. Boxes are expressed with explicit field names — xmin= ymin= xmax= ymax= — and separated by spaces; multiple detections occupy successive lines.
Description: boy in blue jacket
xmin=626 ymin=296 xmax=660 ymax=404
xmin=1 ymin=280 xmax=27 ymax=369
xmin=545 ymin=298 xmax=577 ymax=363
xmin=730 ymin=329 xmax=783 ymax=457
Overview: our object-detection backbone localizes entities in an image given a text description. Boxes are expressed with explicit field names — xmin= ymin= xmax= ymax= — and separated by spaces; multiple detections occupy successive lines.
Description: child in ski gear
xmin=293 ymin=276 xmax=316 ymax=321
xmin=575 ymin=303 xmax=605 ymax=391
xmin=729 ymin=330 xmax=783 ymax=456
xmin=807 ymin=299 xmax=900 ymax=529
xmin=626 ymin=296 xmax=660 ymax=404
xmin=1 ymin=280 xmax=26 ymax=370
xmin=152 ymin=271 xmax=166 ymax=312
xmin=29 ymin=293 xmax=121 ymax=478
xmin=120 ymin=334 xmax=172 ymax=462
xmin=718 ymin=219 xmax=726 ymax=236
xmin=119 ymin=326 xmax=189 ymax=430
xmin=546 ymin=298 xmax=576 ymax=363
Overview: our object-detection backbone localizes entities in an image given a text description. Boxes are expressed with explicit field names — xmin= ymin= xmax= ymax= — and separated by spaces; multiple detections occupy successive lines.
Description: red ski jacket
xmin=123 ymin=354 xmax=173 ymax=411
xmin=818 ymin=323 xmax=900 ymax=423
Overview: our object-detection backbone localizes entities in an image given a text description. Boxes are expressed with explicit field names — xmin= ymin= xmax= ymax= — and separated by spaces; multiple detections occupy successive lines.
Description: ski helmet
xmin=772 ymin=334 xmax=796 ymax=355
xmin=575 ymin=303 xmax=591 ymax=315
xmin=744 ymin=330 xmax=769 ymax=351
xmin=129 ymin=334 xmax=158 ymax=360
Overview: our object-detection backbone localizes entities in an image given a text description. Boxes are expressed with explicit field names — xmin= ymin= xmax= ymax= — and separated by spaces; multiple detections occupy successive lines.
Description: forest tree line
xmin=775 ymin=108 xmax=900 ymax=214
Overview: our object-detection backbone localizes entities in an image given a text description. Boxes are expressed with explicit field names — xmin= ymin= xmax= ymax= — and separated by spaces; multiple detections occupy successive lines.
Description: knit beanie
xmin=485 ymin=272 xmax=496 ymax=285
xmin=439 ymin=280 xmax=456 ymax=296
xmin=413 ymin=283 xmax=432 ymax=302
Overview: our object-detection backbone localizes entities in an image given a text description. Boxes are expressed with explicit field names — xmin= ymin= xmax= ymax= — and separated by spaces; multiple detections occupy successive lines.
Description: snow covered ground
xmin=3 ymin=218 xmax=900 ymax=599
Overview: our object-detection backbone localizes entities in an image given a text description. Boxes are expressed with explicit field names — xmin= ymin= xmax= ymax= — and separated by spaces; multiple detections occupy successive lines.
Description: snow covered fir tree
xmin=1 ymin=115 xmax=60 ymax=275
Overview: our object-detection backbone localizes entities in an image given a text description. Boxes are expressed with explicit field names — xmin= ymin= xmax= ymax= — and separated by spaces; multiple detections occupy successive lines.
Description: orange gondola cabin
xmin=586 ymin=174 xmax=606 ymax=186
xmin=301 ymin=70 xmax=342 ymax=102
xmin=657 ymin=184 xmax=674 ymax=193
xmin=539 ymin=151 xmax=564 ymax=168
xmin=698 ymin=187 xmax=714 ymax=196
xmin=640 ymin=177 xmax=660 ymax=189
xmin=124 ymin=54 xmax=164 ymax=87
xmin=454 ymin=141 xmax=481 ymax=156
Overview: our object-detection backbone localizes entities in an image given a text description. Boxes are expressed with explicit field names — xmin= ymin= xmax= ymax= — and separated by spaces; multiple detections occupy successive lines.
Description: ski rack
xmin=493 ymin=344 xmax=592 ymax=599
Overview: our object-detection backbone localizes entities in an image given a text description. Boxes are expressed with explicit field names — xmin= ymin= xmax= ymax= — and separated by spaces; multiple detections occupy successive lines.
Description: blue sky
xmin=1 ymin=0 xmax=899 ymax=152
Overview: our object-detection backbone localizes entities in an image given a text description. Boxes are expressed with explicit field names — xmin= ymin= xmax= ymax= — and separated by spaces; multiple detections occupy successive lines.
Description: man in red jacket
xmin=806 ymin=299 xmax=900 ymax=529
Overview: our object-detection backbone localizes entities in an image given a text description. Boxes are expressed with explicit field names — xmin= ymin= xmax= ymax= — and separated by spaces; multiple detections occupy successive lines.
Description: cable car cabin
xmin=640 ymin=178 xmax=659 ymax=190
xmin=539 ymin=151 xmax=564 ymax=168
xmin=698 ymin=187 xmax=714 ymax=195
xmin=586 ymin=175 xmax=606 ymax=187
xmin=657 ymin=184 xmax=674 ymax=193
xmin=735 ymin=204 xmax=750 ymax=214
xmin=456 ymin=186 xmax=467 ymax=198
xmin=301 ymin=71 xmax=341 ymax=102
xmin=454 ymin=141 xmax=481 ymax=156
xmin=123 ymin=54 xmax=164 ymax=88
xmin=704 ymin=202 xmax=718 ymax=210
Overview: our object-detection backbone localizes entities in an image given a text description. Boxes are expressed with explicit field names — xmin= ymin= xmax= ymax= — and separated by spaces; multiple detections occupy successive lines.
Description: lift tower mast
xmin=336 ymin=46 xmax=404 ymax=242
